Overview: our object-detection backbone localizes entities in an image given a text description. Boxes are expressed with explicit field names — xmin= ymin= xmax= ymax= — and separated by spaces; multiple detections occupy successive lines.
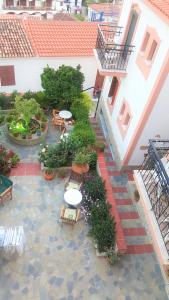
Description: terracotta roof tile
xmin=146 ymin=0 xmax=169 ymax=21
xmin=0 ymin=19 xmax=34 ymax=58
xmin=23 ymin=20 xmax=98 ymax=57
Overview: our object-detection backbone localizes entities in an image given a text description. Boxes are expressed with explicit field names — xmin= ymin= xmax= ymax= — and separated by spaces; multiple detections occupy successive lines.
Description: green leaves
xmin=81 ymin=174 xmax=116 ymax=253
xmin=41 ymin=65 xmax=85 ymax=109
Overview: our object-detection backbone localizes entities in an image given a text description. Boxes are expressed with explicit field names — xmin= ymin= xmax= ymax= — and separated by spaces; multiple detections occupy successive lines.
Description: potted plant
xmin=35 ymin=111 xmax=42 ymax=121
xmin=106 ymin=249 xmax=119 ymax=265
xmin=27 ymin=131 xmax=32 ymax=139
xmin=13 ymin=132 xmax=20 ymax=138
xmin=10 ymin=154 xmax=20 ymax=168
xmin=44 ymin=168 xmax=55 ymax=180
xmin=94 ymin=141 xmax=105 ymax=153
xmin=41 ymin=115 xmax=47 ymax=123
xmin=22 ymin=133 xmax=27 ymax=139
xmin=41 ymin=122 xmax=46 ymax=132
xmin=72 ymin=151 xmax=90 ymax=174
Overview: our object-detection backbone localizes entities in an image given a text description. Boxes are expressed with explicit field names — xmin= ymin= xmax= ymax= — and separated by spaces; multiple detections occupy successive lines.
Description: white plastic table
xmin=59 ymin=110 xmax=72 ymax=120
xmin=60 ymin=133 xmax=69 ymax=141
xmin=64 ymin=188 xmax=82 ymax=207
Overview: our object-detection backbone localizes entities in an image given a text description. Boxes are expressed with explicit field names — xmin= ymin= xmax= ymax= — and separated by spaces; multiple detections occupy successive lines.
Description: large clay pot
xmin=72 ymin=163 xmax=89 ymax=174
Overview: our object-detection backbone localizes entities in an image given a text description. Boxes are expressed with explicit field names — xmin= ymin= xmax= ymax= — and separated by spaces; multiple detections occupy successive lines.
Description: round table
xmin=59 ymin=110 xmax=72 ymax=120
xmin=64 ymin=188 xmax=82 ymax=207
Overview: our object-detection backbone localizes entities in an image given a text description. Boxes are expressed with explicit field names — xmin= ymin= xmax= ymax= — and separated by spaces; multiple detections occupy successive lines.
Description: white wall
xmin=129 ymin=74 xmax=169 ymax=165
xmin=0 ymin=0 xmax=3 ymax=9
xmin=55 ymin=0 xmax=82 ymax=13
xmin=100 ymin=0 xmax=169 ymax=164
xmin=88 ymin=7 xmax=117 ymax=23
xmin=0 ymin=56 xmax=97 ymax=94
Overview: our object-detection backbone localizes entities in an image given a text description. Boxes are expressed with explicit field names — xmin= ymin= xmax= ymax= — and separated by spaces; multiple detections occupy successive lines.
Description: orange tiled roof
xmin=88 ymin=3 xmax=120 ymax=14
xmin=146 ymin=0 xmax=169 ymax=20
xmin=0 ymin=19 xmax=34 ymax=58
xmin=23 ymin=20 xmax=98 ymax=57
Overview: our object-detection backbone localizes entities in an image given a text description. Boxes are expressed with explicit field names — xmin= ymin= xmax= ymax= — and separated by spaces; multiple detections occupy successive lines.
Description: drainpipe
xmin=94 ymin=90 xmax=101 ymax=118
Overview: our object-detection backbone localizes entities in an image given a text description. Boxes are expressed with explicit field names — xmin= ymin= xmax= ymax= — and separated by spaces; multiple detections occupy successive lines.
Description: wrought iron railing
xmin=95 ymin=24 xmax=134 ymax=71
xmin=140 ymin=140 xmax=169 ymax=254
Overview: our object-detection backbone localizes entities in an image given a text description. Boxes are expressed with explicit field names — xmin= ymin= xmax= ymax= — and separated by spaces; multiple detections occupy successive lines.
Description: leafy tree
xmin=15 ymin=96 xmax=41 ymax=127
xmin=41 ymin=65 xmax=85 ymax=109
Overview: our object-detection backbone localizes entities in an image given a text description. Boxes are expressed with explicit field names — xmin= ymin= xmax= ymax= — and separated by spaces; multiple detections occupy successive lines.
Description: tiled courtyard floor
xmin=0 ymin=121 xmax=168 ymax=300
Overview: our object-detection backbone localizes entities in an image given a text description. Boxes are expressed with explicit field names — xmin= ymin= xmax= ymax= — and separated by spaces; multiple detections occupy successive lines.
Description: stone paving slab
xmin=0 ymin=176 xmax=168 ymax=300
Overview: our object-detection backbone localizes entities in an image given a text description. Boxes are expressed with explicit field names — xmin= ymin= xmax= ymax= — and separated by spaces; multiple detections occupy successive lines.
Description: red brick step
xmin=127 ymin=244 xmax=154 ymax=254
xmin=119 ymin=211 xmax=139 ymax=220
xmin=115 ymin=198 xmax=133 ymax=205
xmin=123 ymin=228 xmax=146 ymax=236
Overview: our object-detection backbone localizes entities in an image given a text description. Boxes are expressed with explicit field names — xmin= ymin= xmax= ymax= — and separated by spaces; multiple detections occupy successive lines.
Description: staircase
xmin=90 ymin=118 xmax=154 ymax=255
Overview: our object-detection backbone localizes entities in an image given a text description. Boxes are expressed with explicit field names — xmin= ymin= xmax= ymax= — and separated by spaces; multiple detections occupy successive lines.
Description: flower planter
xmin=72 ymin=163 xmax=89 ymax=174
xmin=35 ymin=115 xmax=41 ymax=121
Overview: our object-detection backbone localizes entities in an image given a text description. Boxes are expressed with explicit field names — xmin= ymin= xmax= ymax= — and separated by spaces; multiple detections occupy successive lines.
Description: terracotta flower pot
xmin=44 ymin=172 xmax=55 ymax=180
xmin=72 ymin=163 xmax=89 ymax=174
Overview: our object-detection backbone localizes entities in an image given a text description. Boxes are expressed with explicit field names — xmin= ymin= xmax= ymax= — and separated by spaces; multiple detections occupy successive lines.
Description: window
xmin=108 ymin=77 xmax=119 ymax=105
xmin=120 ymin=103 xmax=126 ymax=117
xmin=136 ymin=27 xmax=160 ymax=79
xmin=141 ymin=32 xmax=150 ymax=52
xmin=117 ymin=100 xmax=132 ymax=138
xmin=147 ymin=40 xmax=157 ymax=61
xmin=0 ymin=66 xmax=15 ymax=86
xmin=124 ymin=113 xmax=130 ymax=126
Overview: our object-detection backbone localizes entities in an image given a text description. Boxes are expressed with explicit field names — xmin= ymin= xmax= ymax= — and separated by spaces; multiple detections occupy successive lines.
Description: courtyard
xmin=0 ymin=121 xmax=168 ymax=300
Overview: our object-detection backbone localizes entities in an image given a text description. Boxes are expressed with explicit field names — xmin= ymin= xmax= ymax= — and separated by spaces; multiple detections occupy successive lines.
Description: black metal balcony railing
xmin=95 ymin=24 xmax=134 ymax=71
xmin=140 ymin=140 xmax=169 ymax=254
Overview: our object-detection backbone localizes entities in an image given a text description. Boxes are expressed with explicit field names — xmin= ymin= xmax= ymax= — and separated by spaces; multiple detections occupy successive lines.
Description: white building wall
xmin=100 ymin=0 xmax=169 ymax=164
xmin=0 ymin=56 xmax=97 ymax=93
xmin=129 ymin=74 xmax=169 ymax=165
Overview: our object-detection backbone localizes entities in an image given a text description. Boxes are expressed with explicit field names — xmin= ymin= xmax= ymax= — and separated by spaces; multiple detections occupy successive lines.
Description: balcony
xmin=134 ymin=140 xmax=169 ymax=262
xmin=94 ymin=24 xmax=134 ymax=76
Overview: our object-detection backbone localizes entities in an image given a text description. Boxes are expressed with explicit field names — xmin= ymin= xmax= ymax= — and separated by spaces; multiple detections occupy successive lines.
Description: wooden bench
xmin=0 ymin=175 xmax=13 ymax=205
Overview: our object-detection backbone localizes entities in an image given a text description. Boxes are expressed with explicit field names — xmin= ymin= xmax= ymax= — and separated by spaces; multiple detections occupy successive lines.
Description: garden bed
xmin=6 ymin=123 xmax=48 ymax=146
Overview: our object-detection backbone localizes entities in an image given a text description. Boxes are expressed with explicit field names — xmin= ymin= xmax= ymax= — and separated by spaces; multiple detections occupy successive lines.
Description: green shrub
xmin=0 ymin=113 xmax=5 ymax=125
xmin=70 ymin=101 xmax=89 ymax=122
xmin=70 ymin=92 xmax=93 ymax=122
xmin=81 ymin=92 xmax=93 ymax=111
xmin=73 ymin=150 xmax=90 ymax=165
xmin=41 ymin=65 xmax=84 ymax=110
xmin=39 ymin=137 xmax=79 ymax=169
xmin=88 ymin=151 xmax=97 ymax=170
xmin=82 ymin=174 xmax=106 ymax=201
xmin=71 ymin=121 xmax=95 ymax=147
xmin=0 ymin=93 xmax=14 ymax=109
xmin=89 ymin=207 xmax=116 ymax=253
